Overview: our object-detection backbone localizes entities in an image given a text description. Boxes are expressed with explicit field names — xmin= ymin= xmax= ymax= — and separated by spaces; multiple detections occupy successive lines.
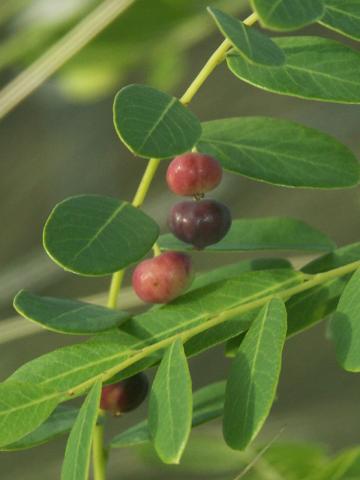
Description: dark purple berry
xmin=100 ymin=373 xmax=149 ymax=416
xmin=166 ymin=152 xmax=223 ymax=196
xmin=168 ymin=199 xmax=232 ymax=249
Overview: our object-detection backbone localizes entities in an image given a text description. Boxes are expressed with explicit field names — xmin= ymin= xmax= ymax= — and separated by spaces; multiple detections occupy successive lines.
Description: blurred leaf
xmin=251 ymin=0 xmax=324 ymax=31
xmin=320 ymin=1 xmax=360 ymax=41
xmin=160 ymin=218 xmax=336 ymax=252
xmin=61 ymin=380 xmax=101 ymax=480
xmin=208 ymin=7 xmax=285 ymax=65
xmin=227 ymin=37 xmax=360 ymax=104
xmin=0 ymin=381 xmax=60 ymax=447
xmin=149 ymin=340 xmax=192 ymax=464
xmin=113 ymin=84 xmax=201 ymax=159
xmin=13 ymin=290 xmax=130 ymax=334
xmin=43 ymin=195 xmax=159 ymax=276
xmin=223 ymin=298 xmax=287 ymax=450
xmin=197 ymin=117 xmax=360 ymax=187
xmin=1 ymin=405 xmax=79 ymax=451
xmin=307 ymin=446 xmax=360 ymax=480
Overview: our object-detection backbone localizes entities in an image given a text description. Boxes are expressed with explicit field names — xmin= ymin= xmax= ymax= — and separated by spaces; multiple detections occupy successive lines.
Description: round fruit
xmin=132 ymin=251 xmax=193 ymax=304
xmin=100 ymin=373 xmax=149 ymax=416
xmin=168 ymin=199 xmax=231 ymax=249
xmin=166 ymin=152 xmax=223 ymax=196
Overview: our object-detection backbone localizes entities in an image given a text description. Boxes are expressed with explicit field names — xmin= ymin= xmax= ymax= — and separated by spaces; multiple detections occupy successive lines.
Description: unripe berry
xmin=168 ymin=199 xmax=231 ymax=249
xmin=166 ymin=152 xmax=223 ymax=196
xmin=132 ymin=251 xmax=192 ymax=304
xmin=100 ymin=373 xmax=149 ymax=415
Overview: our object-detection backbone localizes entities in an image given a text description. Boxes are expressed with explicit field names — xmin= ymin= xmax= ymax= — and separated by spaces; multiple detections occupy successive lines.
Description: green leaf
xmin=160 ymin=217 xmax=336 ymax=252
xmin=8 ymin=270 xmax=302 ymax=394
xmin=113 ymin=84 xmax=202 ymax=159
xmin=197 ymin=117 xmax=359 ymax=187
xmin=207 ymin=7 xmax=285 ymax=66
xmin=308 ymin=446 xmax=360 ymax=480
xmin=43 ymin=195 xmax=159 ymax=276
xmin=111 ymin=381 xmax=225 ymax=449
xmin=13 ymin=290 xmax=130 ymax=335
xmin=227 ymin=36 xmax=360 ymax=104
xmin=330 ymin=268 xmax=360 ymax=372
xmin=223 ymin=298 xmax=287 ymax=450
xmin=61 ymin=380 xmax=102 ymax=480
xmin=149 ymin=339 xmax=192 ymax=464
xmin=0 ymin=381 xmax=60 ymax=448
xmin=251 ymin=0 xmax=324 ymax=31
xmin=1 ymin=406 xmax=79 ymax=451
xmin=320 ymin=1 xmax=360 ymax=41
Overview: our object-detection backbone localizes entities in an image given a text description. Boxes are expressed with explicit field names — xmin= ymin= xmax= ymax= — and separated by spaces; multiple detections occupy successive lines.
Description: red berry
xmin=168 ymin=199 xmax=231 ymax=249
xmin=100 ymin=373 xmax=149 ymax=415
xmin=132 ymin=251 xmax=193 ymax=304
xmin=166 ymin=152 xmax=223 ymax=196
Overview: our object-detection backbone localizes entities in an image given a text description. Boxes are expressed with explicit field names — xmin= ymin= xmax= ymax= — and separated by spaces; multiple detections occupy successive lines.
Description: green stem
xmin=92 ymin=411 xmax=107 ymax=480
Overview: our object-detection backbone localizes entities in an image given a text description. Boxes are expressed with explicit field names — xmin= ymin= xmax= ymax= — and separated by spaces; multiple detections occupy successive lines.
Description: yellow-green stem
xmin=92 ymin=411 xmax=107 ymax=480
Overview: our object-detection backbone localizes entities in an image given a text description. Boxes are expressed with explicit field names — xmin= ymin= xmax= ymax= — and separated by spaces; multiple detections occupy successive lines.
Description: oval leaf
xmin=197 ymin=117 xmax=359 ymax=187
xmin=330 ymin=268 xmax=360 ymax=371
xmin=223 ymin=298 xmax=287 ymax=450
xmin=1 ymin=406 xmax=79 ymax=451
xmin=320 ymin=1 xmax=360 ymax=41
xmin=208 ymin=7 xmax=285 ymax=66
xmin=0 ymin=381 xmax=60 ymax=447
xmin=43 ymin=195 xmax=159 ymax=276
xmin=251 ymin=0 xmax=324 ymax=31
xmin=227 ymin=36 xmax=360 ymax=104
xmin=160 ymin=217 xmax=336 ymax=252
xmin=14 ymin=290 xmax=130 ymax=335
xmin=61 ymin=380 xmax=102 ymax=480
xmin=113 ymin=84 xmax=202 ymax=159
xmin=149 ymin=339 xmax=192 ymax=464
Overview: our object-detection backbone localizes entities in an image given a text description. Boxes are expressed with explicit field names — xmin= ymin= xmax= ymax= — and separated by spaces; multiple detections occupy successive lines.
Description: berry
xmin=100 ymin=373 xmax=149 ymax=415
xmin=132 ymin=251 xmax=193 ymax=304
xmin=166 ymin=152 xmax=223 ymax=196
xmin=168 ymin=199 xmax=231 ymax=249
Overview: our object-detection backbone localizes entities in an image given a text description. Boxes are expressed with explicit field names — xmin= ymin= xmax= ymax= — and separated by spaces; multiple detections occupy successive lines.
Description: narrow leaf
xmin=149 ymin=339 xmax=192 ymax=464
xmin=43 ymin=195 xmax=159 ymax=276
xmin=251 ymin=0 xmax=324 ymax=31
xmin=61 ymin=380 xmax=102 ymax=480
xmin=223 ymin=298 xmax=287 ymax=450
xmin=208 ymin=7 xmax=285 ymax=66
xmin=197 ymin=117 xmax=359 ymax=188
xmin=1 ymin=406 xmax=79 ymax=451
xmin=227 ymin=37 xmax=360 ymax=104
xmin=160 ymin=218 xmax=336 ymax=251
xmin=320 ymin=1 xmax=360 ymax=41
xmin=0 ymin=381 xmax=60 ymax=447
xmin=113 ymin=84 xmax=202 ymax=159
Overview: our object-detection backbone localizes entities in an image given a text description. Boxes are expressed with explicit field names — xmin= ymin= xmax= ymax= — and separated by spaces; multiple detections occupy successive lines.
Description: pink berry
xmin=132 ymin=251 xmax=193 ymax=304
xmin=166 ymin=152 xmax=223 ymax=196
xmin=100 ymin=373 xmax=149 ymax=415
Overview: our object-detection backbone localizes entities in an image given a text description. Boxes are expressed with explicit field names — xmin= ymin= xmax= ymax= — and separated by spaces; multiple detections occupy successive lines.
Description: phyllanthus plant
xmin=2 ymin=1 xmax=360 ymax=479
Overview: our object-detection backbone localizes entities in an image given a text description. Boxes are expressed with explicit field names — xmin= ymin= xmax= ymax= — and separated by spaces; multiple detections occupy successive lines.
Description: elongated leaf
xmin=223 ymin=298 xmax=287 ymax=450
xmin=111 ymin=381 xmax=225 ymax=449
xmin=113 ymin=84 xmax=201 ymax=159
xmin=61 ymin=380 xmax=102 ymax=480
xmin=149 ymin=339 xmax=192 ymax=464
xmin=208 ymin=7 xmax=285 ymax=66
xmin=160 ymin=217 xmax=336 ymax=251
xmin=43 ymin=195 xmax=159 ymax=276
xmin=320 ymin=1 xmax=360 ymax=41
xmin=0 ymin=382 xmax=60 ymax=447
xmin=330 ymin=268 xmax=360 ymax=371
xmin=251 ymin=0 xmax=324 ymax=30
xmin=227 ymin=37 xmax=360 ymax=104
xmin=197 ymin=117 xmax=359 ymax=187
xmin=8 ymin=270 xmax=302 ymax=394
xmin=1 ymin=406 xmax=79 ymax=451
xmin=13 ymin=290 xmax=130 ymax=334
xmin=308 ymin=446 xmax=360 ymax=480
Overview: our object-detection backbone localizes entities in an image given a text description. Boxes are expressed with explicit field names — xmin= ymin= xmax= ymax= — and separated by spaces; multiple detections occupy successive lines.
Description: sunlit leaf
xmin=320 ymin=1 xmax=360 ymax=41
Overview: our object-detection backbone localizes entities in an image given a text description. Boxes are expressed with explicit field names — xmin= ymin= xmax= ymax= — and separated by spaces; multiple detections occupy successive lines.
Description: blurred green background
xmin=1 ymin=0 xmax=360 ymax=478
